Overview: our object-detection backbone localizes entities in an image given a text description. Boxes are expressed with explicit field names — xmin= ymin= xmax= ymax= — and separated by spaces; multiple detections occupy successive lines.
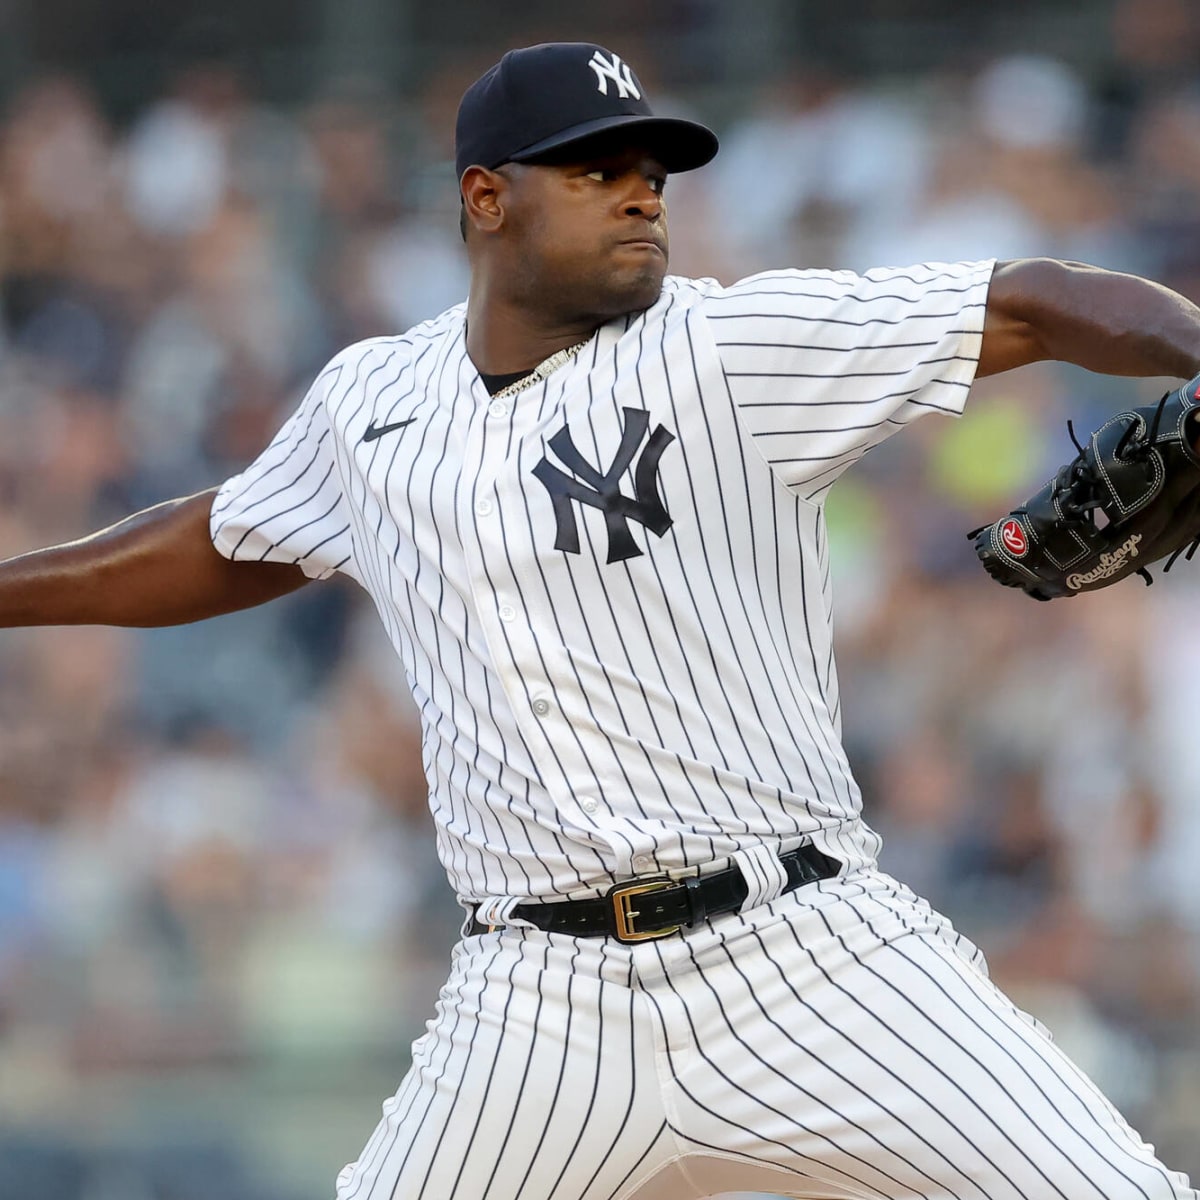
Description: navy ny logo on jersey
xmin=533 ymin=407 xmax=675 ymax=563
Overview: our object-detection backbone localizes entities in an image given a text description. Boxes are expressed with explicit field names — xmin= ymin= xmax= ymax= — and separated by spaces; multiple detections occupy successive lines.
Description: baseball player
xmin=2 ymin=40 xmax=1199 ymax=1200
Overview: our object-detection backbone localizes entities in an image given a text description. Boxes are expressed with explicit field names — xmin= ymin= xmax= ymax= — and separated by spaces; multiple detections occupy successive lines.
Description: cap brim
xmin=508 ymin=114 xmax=719 ymax=174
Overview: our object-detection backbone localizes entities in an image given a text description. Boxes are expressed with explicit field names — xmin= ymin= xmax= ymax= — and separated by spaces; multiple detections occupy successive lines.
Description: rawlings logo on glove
xmin=1064 ymin=533 xmax=1143 ymax=589
xmin=970 ymin=374 xmax=1200 ymax=600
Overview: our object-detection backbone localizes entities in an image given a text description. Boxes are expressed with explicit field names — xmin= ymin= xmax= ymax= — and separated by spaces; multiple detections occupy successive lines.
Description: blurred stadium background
xmin=3 ymin=0 xmax=1200 ymax=1196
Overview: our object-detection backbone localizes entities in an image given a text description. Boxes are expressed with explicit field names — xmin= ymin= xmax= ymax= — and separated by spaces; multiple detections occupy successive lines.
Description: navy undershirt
xmin=479 ymin=370 xmax=531 ymax=395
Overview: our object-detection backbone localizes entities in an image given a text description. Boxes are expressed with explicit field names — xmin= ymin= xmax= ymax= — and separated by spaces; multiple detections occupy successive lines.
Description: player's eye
xmin=585 ymin=169 xmax=667 ymax=193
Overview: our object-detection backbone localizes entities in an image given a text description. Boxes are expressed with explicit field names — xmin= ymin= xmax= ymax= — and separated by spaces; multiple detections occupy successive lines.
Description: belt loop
xmin=471 ymin=896 xmax=541 ymax=932
xmin=682 ymin=875 xmax=706 ymax=928
xmin=730 ymin=845 xmax=790 ymax=913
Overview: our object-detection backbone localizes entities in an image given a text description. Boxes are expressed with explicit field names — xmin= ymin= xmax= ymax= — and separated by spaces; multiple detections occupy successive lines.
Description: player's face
xmin=498 ymin=143 xmax=670 ymax=322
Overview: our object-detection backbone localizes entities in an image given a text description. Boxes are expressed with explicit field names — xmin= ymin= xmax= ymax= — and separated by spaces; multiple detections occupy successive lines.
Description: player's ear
xmin=460 ymin=165 xmax=508 ymax=237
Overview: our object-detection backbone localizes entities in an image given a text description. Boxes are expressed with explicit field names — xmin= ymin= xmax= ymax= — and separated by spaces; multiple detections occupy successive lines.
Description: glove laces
xmin=1059 ymin=399 xmax=1171 ymax=586
xmin=1065 ymin=393 xmax=1193 ymax=585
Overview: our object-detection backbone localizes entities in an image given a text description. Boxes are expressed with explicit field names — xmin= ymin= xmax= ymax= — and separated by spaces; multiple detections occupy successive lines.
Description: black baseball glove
xmin=969 ymin=374 xmax=1200 ymax=600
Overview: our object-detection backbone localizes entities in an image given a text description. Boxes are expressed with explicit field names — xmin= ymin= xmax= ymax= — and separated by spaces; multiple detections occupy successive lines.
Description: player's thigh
xmin=334 ymin=931 xmax=672 ymax=1200
xmin=850 ymin=915 xmax=1192 ymax=1200
xmin=664 ymin=875 xmax=1195 ymax=1200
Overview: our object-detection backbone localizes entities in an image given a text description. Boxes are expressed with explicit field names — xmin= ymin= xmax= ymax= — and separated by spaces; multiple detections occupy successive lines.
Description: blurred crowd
xmin=5 ymin=1 xmax=1200 ymax=1195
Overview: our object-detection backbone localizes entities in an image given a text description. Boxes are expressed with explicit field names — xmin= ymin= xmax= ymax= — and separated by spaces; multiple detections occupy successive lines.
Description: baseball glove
xmin=969 ymin=374 xmax=1200 ymax=600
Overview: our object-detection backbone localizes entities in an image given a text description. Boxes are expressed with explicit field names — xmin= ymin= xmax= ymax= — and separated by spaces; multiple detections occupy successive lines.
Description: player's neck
xmin=465 ymin=295 xmax=598 ymax=377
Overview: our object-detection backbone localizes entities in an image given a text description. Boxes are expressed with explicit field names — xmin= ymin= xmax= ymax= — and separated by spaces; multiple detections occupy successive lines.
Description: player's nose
xmin=617 ymin=159 xmax=666 ymax=220
xmin=623 ymin=180 xmax=663 ymax=220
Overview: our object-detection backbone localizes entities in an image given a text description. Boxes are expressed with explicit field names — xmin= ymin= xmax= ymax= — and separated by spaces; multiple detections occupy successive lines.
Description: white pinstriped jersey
xmin=211 ymin=260 xmax=994 ymax=910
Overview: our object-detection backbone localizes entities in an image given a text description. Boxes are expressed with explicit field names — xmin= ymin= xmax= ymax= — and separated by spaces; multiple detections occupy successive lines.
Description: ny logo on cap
xmin=588 ymin=51 xmax=641 ymax=100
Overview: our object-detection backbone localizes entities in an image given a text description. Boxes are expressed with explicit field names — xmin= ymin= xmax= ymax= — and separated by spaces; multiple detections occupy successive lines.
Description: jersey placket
xmin=459 ymin=370 xmax=640 ymax=881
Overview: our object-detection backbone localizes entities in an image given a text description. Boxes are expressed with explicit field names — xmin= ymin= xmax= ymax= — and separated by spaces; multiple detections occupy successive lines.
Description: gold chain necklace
xmin=489 ymin=339 xmax=591 ymax=401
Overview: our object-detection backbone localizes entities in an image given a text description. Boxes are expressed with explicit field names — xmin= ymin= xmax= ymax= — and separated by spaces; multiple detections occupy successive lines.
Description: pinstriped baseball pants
xmin=335 ymin=869 xmax=1194 ymax=1200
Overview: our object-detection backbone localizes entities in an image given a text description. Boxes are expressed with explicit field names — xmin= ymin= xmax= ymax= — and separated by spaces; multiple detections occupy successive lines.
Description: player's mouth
xmin=617 ymin=237 xmax=667 ymax=257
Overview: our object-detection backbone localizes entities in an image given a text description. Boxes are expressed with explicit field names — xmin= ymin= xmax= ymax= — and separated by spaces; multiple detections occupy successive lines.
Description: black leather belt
xmin=468 ymin=844 xmax=841 ymax=943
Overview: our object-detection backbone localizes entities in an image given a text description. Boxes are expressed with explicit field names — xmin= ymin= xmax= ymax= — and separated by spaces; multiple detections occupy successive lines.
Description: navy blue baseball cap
xmin=454 ymin=42 xmax=719 ymax=182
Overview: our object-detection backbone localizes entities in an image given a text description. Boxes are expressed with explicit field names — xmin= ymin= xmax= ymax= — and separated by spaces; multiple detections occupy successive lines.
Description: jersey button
xmin=474 ymin=497 xmax=493 ymax=516
xmin=632 ymin=855 xmax=654 ymax=873
xmin=532 ymin=698 xmax=551 ymax=716
xmin=487 ymin=400 xmax=510 ymax=419
xmin=498 ymin=604 xmax=516 ymax=622
xmin=579 ymin=797 xmax=599 ymax=814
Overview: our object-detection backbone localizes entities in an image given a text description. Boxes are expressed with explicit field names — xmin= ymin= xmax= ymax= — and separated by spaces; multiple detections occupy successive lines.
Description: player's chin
xmin=610 ymin=259 xmax=667 ymax=313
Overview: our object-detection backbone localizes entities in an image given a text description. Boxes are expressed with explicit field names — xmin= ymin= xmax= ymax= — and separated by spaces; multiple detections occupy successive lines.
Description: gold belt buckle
xmin=609 ymin=877 xmax=680 ymax=942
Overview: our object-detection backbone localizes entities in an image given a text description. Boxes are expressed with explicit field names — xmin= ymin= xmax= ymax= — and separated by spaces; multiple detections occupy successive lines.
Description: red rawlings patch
xmin=1000 ymin=519 xmax=1028 ymax=557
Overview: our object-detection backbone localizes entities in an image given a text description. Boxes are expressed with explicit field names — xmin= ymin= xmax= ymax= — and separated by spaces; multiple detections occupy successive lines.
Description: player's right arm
xmin=0 ymin=489 xmax=310 ymax=629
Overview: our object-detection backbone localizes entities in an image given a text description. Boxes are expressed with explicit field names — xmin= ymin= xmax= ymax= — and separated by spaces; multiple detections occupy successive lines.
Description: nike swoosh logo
xmin=362 ymin=417 xmax=417 ymax=442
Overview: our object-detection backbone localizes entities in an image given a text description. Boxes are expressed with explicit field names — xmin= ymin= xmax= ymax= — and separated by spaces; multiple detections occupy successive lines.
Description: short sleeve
xmin=706 ymin=260 xmax=994 ymax=503
xmin=210 ymin=354 xmax=360 ymax=583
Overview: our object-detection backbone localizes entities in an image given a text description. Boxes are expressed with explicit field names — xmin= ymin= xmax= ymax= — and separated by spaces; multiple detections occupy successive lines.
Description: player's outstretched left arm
xmin=0 ymin=490 xmax=311 ymax=629
xmin=979 ymin=258 xmax=1200 ymax=380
